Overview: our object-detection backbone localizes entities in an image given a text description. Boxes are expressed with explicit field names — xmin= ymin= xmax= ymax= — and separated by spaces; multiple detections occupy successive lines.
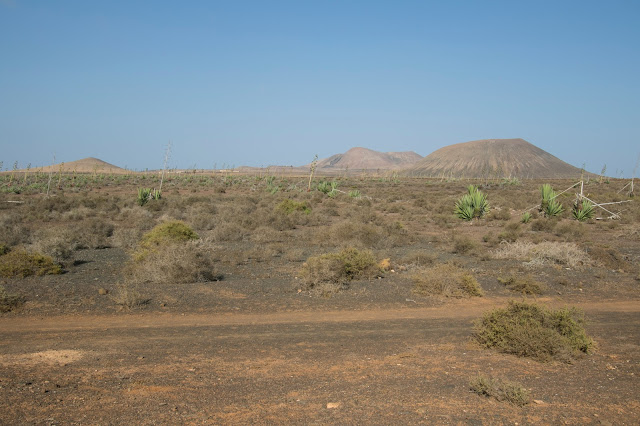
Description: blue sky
xmin=1 ymin=0 xmax=638 ymax=175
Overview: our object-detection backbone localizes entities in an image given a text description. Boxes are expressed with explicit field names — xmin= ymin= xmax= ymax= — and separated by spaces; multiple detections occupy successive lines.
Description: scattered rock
xmin=326 ymin=402 xmax=341 ymax=409
xmin=98 ymin=288 xmax=108 ymax=295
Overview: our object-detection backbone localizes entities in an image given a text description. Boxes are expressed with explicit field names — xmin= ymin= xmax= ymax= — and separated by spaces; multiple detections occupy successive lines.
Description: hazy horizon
xmin=1 ymin=1 xmax=639 ymax=176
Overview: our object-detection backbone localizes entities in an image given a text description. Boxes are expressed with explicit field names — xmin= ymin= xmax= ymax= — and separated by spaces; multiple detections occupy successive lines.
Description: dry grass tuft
xmin=493 ymin=241 xmax=590 ymax=268
xmin=411 ymin=263 xmax=483 ymax=298
xmin=498 ymin=274 xmax=545 ymax=295
xmin=469 ymin=374 xmax=530 ymax=406
xmin=0 ymin=285 xmax=24 ymax=312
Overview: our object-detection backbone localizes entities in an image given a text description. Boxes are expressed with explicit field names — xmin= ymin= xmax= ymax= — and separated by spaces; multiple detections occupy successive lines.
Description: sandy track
xmin=2 ymin=298 xmax=638 ymax=332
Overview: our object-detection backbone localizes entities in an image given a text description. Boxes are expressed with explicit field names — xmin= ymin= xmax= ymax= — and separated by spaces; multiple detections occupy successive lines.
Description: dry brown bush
xmin=299 ymin=247 xmax=380 ymax=290
xmin=124 ymin=240 xmax=221 ymax=285
xmin=411 ymin=263 xmax=483 ymax=298
xmin=493 ymin=241 xmax=590 ymax=268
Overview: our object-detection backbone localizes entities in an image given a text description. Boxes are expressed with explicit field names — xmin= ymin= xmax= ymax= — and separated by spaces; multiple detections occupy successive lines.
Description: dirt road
xmin=1 ymin=299 xmax=639 ymax=424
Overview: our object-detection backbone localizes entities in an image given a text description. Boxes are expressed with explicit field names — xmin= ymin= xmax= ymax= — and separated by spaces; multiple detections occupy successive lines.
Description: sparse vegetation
xmin=134 ymin=220 xmax=199 ymax=260
xmin=469 ymin=374 xmax=530 ymax=406
xmin=0 ymin=249 xmax=63 ymax=278
xmin=493 ymin=241 xmax=590 ymax=268
xmin=498 ymin=274 xmax=545 ymax=295
xmin=411 ymin=263 xmax=483 ymax=298
xmin=0 ymin=285 xmax=24 ymax=312
xmin=276 ymin=199 xmax=311 ymax=215
xmin=299 ymin=247 xmax=380 ymax=291
xmin=474 ymin=300 xmax=595 ymax=363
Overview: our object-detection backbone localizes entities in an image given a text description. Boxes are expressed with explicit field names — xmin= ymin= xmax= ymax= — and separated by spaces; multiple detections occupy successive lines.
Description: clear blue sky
xmin=1 ymin=0 xmax=638 ymax=175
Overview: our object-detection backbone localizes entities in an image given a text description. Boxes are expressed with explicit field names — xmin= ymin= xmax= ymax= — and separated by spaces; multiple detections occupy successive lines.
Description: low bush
xmin=125 ymin=240 xmax=222 ymax=285
xmin=531 ymin=218 xmax=557 ymax=232
xmin=411 ymin=263 xmax=483 ymax=298
xmin=497 ymin=222 xmax=521 ymax=242
xmin=493 ymin=241 xmax=590 ymax=268
xmin=469 ymin=374 xmax=530 ymax=406
xmin=299 ymin=247 xmax=379 ymax=290
xmin=498 ymin=275 xmax=545 ymax=295
xmin=0 ymin=248 xmax=63 ymax=278
xmin=0 ymin=285 xmax=24 ymax=312
xmin=276 ymin=199 xmax=311 ymax=215
xmin=452 ymin=236 xmax=477 ymax=254
xmin=473 ymin=300 xmax=595 ymax=363
xmin=135 ymin=221 xmax=199 ymax=260
xmin=111 ymin=283 xmax=147 ymax=309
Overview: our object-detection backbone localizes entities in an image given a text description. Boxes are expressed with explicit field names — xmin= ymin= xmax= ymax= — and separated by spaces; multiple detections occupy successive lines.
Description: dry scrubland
xmin=0 ymin=171 xmax=639 ymax=424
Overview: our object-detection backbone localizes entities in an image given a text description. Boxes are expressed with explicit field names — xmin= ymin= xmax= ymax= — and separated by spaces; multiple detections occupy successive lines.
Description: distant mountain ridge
xmin=404 ymin=138 xmax=585 ymax=179
xmin=315 ymin=147 xmax=423 ymax=170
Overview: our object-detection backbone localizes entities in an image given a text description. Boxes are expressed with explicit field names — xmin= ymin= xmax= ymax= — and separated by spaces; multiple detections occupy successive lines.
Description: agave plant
xmin=540 ymin=184 xmax=563 ymax=217
xmin=572 ymin=198 xmax=594 ymax=221
xmin=455 ymin=185 xmax=489 ymax=221
xmin=137 ymin=188 xmax=152 ymax=206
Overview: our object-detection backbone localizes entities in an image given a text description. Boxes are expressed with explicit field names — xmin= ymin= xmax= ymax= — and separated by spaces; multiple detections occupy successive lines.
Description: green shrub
xmin=474 ymin=301 xmax=595 ymax=363
xmin=469 ymin=374 xmax=530 ymax=406
xmin=348 ymin=190 xmax=361 ymax=198
xmin=0 ymin=285 xmax=24 ymax=312
xmin=276 ymin=199 xmax=311 ymax=215
xmin=411 ymin=263 xmax=483 ymax=298
xmin=455 ymin=185 xmax=489 ymax=220
xmin=521 ymin=212 xmax=532 ymax=224
xmin=135 ymin=221 xmax=199 ymax=260
xmin=0 ymin=249 xmax=63 ymax=278
xmin=299 ymin=247 xmax=379 ymax=289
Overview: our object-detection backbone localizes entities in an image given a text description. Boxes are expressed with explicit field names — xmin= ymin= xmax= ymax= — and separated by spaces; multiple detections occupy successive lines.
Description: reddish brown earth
xmin=1 ymin=297 xmax=639 ymax=425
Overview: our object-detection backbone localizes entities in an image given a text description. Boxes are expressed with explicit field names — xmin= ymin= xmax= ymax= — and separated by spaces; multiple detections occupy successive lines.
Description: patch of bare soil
xmin=1 ymin=302 xmax=638 ymax=424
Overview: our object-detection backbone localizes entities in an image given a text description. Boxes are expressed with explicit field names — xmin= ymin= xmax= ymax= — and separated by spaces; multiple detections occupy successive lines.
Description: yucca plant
xmin=137 ymin=188 xmax=152 ymax=206
xmin=455 ymin=185 xmax=489 ymax=221
xmin=572 ymin=198 xmax=594 ymax=221
xmin=540 ymin=184 xmax=563 ymax=217
xmin=521 ymin=212 xmax=532 ymax=223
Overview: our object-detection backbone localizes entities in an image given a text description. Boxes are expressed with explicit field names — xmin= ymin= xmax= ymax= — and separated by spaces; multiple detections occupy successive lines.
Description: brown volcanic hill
xmin=404 ymin=139 xmax=584 ymax=179
xmin=33 ymin=157 xmax=127 ymax=174
xmin=316 ymin=147 xmax=422 ymax=170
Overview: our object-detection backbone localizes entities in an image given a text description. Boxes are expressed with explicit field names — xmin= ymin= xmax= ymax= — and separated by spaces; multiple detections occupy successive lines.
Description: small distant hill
xmin=33 ymin=157 xmax=127 ymax=174
xmin=315 ymin=147 xmax=422 ymax=170
xmin=404 ymin=139 xmax=585 ymax=179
